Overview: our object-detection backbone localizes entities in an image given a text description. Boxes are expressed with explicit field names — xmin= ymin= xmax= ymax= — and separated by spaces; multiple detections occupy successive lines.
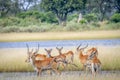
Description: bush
xmin=79 ymin=19 xmax=87 ymax=24
xmin=110 ymin=13 xmax=120 ymax=23
xmin=0 ymin=17 xmax=21 ymax=27
xmin=67 ymin=13 xmax=78 ymax=21
xmin=17 ymin=11 xmax=58 ymax=23
xmin=84 ymin=13 xmax=97 ymax=22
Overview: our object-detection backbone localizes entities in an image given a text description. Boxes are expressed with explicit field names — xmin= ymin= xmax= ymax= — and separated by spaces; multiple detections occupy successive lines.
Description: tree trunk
xmin=56 ymin=13 xmax=67 ymax=26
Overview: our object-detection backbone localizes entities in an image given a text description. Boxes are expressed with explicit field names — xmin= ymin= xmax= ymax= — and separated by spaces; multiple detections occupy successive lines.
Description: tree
xmin=19 ymin=0 xmax=34 ymax=11
xmin=114 ymin=0 xmax=120 ymax=13
xmin=0 ymin=0 xmax=12 ymax=17
xmin=41 ymin=0 xmax=83 ymax=26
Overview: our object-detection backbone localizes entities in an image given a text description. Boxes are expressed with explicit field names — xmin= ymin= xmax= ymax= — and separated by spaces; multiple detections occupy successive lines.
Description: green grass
xmin=0 ymin=46 xmax=120 ymax=72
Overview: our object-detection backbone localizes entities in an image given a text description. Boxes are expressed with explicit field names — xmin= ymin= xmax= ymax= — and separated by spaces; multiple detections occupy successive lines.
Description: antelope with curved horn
xmin=25 ymin=44 xmax=46 ymax=63
xmin=76 ymin=44 xmax=89 ymax=70
xmin=76 ymin=44 xmax=101 ymax=76
xmin=25 ymin=44 xmax=61 ymax=76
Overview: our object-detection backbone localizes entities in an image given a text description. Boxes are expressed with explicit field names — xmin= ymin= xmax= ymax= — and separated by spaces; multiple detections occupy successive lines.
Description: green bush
xmin=84 ymin=13 xmax=97 ymax=22
xmin=67 ymin=13 xmax=78 ymax=21
xmin=0 ymin=17 xmax=21 ymax=27
xmin=110 ymin=13 xmax=120 ymax=23
xmin=17 ymin=11 xmax=58 ymax=23
xmin=79 ymin=19 xmax=87 ymax=24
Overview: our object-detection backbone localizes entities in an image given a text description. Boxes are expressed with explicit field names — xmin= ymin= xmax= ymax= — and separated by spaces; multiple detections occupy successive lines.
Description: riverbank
xmin=0 ymin=30 xmax=120 ymax=42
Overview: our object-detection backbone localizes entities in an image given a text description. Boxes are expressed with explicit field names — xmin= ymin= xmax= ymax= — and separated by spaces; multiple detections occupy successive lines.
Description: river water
xmin=0 ymin=39 xmax=120 ymax=48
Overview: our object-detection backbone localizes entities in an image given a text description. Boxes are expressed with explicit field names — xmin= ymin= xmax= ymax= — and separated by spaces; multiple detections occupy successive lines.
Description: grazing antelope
xmin=25 ymin=45 xmax=61 ymax=76
xmin=25 ymin=44 xmax=46 ymax=63
xmin=44 ymin=48 xmax=67 ymax=69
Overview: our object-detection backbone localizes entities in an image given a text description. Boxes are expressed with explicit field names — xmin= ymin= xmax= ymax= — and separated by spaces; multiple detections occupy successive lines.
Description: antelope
xmin=56 ymin=47 xmax=74 ymax=64
xmin=76 ymin=44 xmax=101 ymax=76
xmin=86 ymin=47 xmax=101 ymax=76
xmin=86 ymin=47 xmax=98 ymax=59
xmin=26 ymin=45 xmax=61 ymax=76
xmin=56 ymin=47 xmax=78 ymax=68
xmin=76 ymin=44 xmax=89 ymax=70
xmin=44 ymin=48 xmax=67 ymax=69
xmin=25 ymin=44 xmax=46 ymax=63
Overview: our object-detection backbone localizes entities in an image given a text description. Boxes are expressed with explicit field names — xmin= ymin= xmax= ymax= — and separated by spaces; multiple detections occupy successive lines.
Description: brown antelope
xmin=86 ymin=47 xmax=98 ymax=59
xmin=76 ymin=44 xmax=101 ymax=76
xmin=56 ymin=47 xmax=78 ymax=69
xmin=76 ymin=44 xmax=89 ymax=70
xmin=25 ymin=44 xmax=46 ymax=63
xmin=25 ymin=45 xmax=61 ymax=76
xmin=86 ymin=47 xmax=101 ymax=76
xmin=56 ymin=47 xmax=74 ymax=63
xmin=44 ymin=48 xmax=67 ymax=69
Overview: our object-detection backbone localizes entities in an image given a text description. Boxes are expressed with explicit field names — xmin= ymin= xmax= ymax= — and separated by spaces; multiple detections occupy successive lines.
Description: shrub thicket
xmin=110 ymin=13 xmax=120 ymax=23
xmin=84 ymin=13 xmax=97 ymax=23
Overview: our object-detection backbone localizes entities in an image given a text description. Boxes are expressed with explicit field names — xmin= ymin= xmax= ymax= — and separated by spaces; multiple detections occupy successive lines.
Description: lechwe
xmin=45 ymin=48 xmax=72 ymax=70
xmin=25 ymin=45 xmax=61 ymax=76
xmin=25 ymin=44 xmax=46 ymax=63
xmin=76 ymin=44 xmax=89 ymax=70
xmin=86 ymin=47 xmax=101 ymax=76
xmin=56 ymin=47 xmax=74 ymax=63
xmin=56 ymin=47 xmax=78 ymax=68
xmin=76 ymin=44 xmax=101 ymax=76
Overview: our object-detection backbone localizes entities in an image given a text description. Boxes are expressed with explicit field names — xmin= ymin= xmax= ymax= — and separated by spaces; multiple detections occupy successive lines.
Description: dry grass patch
xmin=0 ymin=30 xmax=120 ymax=42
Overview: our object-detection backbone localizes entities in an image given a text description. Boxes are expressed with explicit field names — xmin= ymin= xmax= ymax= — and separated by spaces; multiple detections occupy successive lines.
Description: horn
xmin=34 ymin=44 xmax=40 ymax=53
xmin=61 ymin=47 xmax=63 ymax=50
xmin=80 ymin=44 xmax=88 ymax=50
xmin=77 ymin=44 xmax=82 ymax=50
xmin=26 ymin=43 xmax=29 ymax=53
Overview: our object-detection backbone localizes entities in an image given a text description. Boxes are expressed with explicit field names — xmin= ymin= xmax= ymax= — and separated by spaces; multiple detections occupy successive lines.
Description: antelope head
xmin=76 ymin=44 xmax=88 ymax=54
xmin=44 ymin=48 xmax=52 ymax=58
xmin=56 ymin=47 xmax=63 ymax=54
xmin=25 ymin=44 xmax=39 ymax=63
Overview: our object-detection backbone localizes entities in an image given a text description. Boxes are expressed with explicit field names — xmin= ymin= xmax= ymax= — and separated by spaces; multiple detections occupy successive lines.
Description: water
xmin=0 ymin=39 xmax=120 ymax=48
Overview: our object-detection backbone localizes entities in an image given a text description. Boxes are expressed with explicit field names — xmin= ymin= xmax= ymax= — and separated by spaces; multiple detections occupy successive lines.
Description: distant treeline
xmin=0 ymin=0 xmax=120 ymax=32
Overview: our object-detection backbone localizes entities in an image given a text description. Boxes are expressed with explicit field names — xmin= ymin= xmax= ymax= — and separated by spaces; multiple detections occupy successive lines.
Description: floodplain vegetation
xmin=0 ymin=46 xmax=120 ymax=80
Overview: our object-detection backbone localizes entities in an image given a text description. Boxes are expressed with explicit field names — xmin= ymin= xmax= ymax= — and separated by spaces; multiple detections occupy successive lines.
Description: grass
xmin=0 ymin=46 xmax=120 ymax=72
xmin=0 ymin=30 xmax=120 ymax=42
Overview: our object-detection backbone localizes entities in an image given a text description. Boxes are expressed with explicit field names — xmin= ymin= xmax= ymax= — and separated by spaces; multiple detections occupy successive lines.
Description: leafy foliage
xmin=110 ymin=13 xmax=120 ymax=23
xmin=84 ymin=13 xmax=97 ymax=22
xmin=41 ymin=0 xmax=83 ymax=25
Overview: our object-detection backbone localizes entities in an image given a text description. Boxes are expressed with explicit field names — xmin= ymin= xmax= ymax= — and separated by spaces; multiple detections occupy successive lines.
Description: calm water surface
xmin=0 ymin=39 xmax=120 ymax=48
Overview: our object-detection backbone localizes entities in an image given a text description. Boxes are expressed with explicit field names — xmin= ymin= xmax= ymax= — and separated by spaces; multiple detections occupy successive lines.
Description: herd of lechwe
xmin=25 ymin=44 xmax=101 ymax=77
